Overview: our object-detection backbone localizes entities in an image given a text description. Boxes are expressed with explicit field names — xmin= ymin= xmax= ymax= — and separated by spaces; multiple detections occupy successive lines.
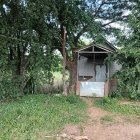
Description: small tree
xmin=113 ymin=2 xmax=140 ymax=99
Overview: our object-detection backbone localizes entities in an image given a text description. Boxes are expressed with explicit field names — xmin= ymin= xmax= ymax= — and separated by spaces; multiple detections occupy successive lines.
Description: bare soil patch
xmin=61 ymin=98 xmax=140 ymax=140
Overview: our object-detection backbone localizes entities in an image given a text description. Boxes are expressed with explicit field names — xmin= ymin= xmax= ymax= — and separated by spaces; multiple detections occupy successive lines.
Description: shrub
xmin=0 ymin=73 xmax=21 ymax=100
xmin=95 ymin=97 xmax=140 ymax=116
xmin=96 ymin=97 xmax=118 ymax=106
xmin=66 ymin=94 xmax=81 ymax=104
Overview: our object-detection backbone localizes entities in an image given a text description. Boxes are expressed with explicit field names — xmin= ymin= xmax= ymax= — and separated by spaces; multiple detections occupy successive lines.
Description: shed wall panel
xmin=80 ymin=82 xmax=104 ymax=97
xmin=78 ymin=57 xmax=94 ymax=76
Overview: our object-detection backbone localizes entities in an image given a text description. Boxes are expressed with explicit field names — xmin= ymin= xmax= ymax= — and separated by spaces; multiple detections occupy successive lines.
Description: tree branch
xmin=102 ymin=20 xmax=116 ymax=27
xmin=102 ymin=15 xmax=128 ymax=27
xmin=74 ymin=25 xmax=88 ymax=46
xmin=94 ymin=0 xmax=106 ymax=17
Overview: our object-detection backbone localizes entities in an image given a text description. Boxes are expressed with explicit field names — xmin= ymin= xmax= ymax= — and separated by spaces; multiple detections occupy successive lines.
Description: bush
xmin=96 ymin=97 xmax=118 ymax=106
xmin=0 ymin=73 xmax=21 ymax=100
xmin=66 ymin=94 xmax=81 ymax=104
xmin=95 ymin=97 xmax=140 ymax=116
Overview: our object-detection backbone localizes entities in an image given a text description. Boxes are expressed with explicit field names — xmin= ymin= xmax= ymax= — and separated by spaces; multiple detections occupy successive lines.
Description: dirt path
xmin=61 ymin=98 xmax=140 ymax=140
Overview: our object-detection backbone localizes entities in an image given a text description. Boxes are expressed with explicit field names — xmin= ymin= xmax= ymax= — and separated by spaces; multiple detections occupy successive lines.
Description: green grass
xmin=0 ymin=94 xmax=87 ymax=140
xmin=94 ymin=97 xmax=140 ymax=117
xmin=100 ymin=115 xmax=113 ymax=122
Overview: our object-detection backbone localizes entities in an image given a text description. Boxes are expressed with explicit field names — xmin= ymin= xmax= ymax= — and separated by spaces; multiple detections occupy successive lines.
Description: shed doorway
xmin=77 ymin=44 xmax=113 ymax=97
xmin=96 ymin=65 xmax=106 ymax=82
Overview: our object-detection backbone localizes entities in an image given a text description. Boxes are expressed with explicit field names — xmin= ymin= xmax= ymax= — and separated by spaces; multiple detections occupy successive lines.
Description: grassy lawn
xmin=94 ymin=97 xmax=140 ymax=117
xmin=0 ymin=94 xmax=87 ymax=140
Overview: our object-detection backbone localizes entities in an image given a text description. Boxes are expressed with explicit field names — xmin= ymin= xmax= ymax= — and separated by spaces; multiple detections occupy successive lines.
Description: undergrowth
xmin=100 ymin=115 xmax=113 ymax=122
xmin=0 ymin=94 xmax=87 ymax=140
xmin=94 ymin=97 xmax=140 ymax=117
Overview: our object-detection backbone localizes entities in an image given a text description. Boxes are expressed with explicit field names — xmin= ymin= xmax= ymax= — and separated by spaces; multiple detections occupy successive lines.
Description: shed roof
xmin=78 ymin=41 xmax=116 ymax=53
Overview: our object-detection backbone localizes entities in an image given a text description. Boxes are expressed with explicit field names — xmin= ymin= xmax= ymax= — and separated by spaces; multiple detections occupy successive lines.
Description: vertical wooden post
xmin=93 ymin=46 xmax=96 ymax=81
xmin=105 ymin=53 xmax=110 ymax=96
xmin=94 ymin=53 xmax=96 ymax=81
xmin=107 ymin=61 xmax=110 ymax=95
xmin=76 ymin=52 xmax=79 ymax=95
xmin=62 ymin=26 xmax=67 ymax=96
xmin=77 ymin=52 xmax=79 ymax=82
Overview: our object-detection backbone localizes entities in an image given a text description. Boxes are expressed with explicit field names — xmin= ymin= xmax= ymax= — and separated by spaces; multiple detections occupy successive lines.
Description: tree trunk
xmin=68 ymin=63 xmax=77 ymax=93
xmin=66 ymin=49 xmax=78 ymax=93
xmin=59 ymin=23 xmax=67 ymax=95
xmin=12 ymin=44 xmax=26 ymax=95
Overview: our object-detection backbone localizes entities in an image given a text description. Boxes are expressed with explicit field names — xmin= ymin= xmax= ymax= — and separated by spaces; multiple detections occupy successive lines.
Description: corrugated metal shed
xmin=76 ymin=42 xmax=120 ymax=97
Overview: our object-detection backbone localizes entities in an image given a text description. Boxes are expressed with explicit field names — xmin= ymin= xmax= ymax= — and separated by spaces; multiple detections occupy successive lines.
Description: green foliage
xmin=95 ymin=97 xmax=140 ymax=116
xmin=95 ymin=97 xmax=118 ymax=106
xmin=0 ymin=0 xmax=59 ymax=97
xmin=112 ymin=4 xmax=140 ymax=99
xmin=0 ymin=0 xmax=132 ymax=98
xmin=0 ymin=71 xmax=21 ymax=100
xmin=65 ymin=94 xmax=82 ymax=104
xmin=0 ymin=94 xmax=87 ymax=140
